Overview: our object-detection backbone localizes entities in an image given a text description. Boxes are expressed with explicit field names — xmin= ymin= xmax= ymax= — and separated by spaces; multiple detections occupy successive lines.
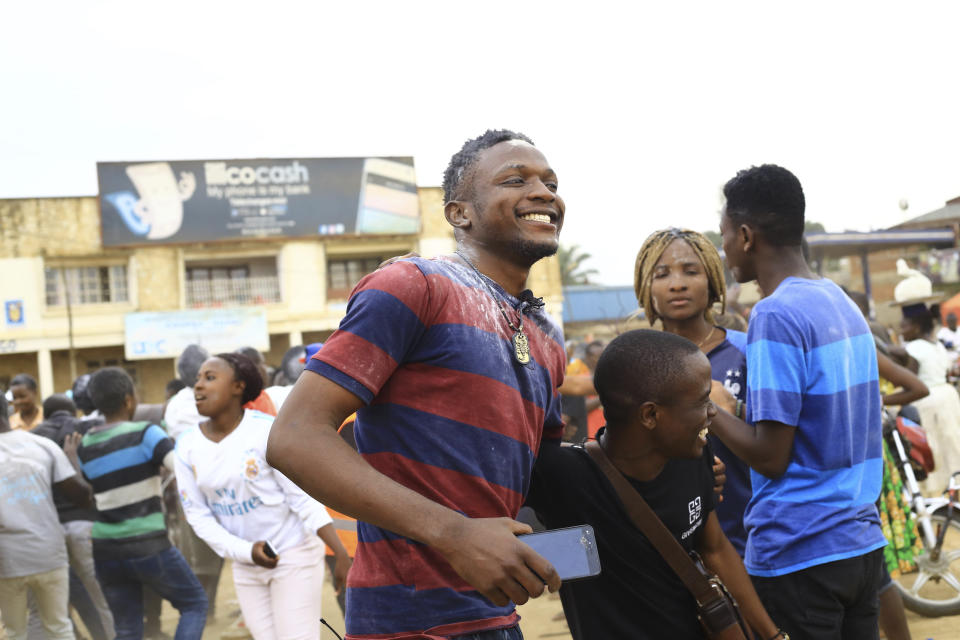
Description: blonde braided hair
xmin=634 ymin=228 xmax=727 ymax=326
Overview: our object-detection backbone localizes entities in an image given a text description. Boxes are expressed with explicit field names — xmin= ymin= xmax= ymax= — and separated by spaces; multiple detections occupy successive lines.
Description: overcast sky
xmin=3 ymin=1 xmax=960 ymax=284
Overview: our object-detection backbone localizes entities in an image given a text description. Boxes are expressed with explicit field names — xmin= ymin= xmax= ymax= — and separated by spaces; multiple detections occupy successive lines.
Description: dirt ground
xmin=148 ymin=562 xmax=960 ymax=640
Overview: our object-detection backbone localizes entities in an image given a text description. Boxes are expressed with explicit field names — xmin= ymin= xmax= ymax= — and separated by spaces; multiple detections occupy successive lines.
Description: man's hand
xmin=712 ymin=456 xmax=727 ymax=502
xmin=435 ymin=517 xmax=561 ymax=607
xmin=332 ymin=552 xmax=353 ymax=594
xmin=63 ymin=432 xmax=82 ymax=466
xmin=251 ymin=541 xmax=279 ymax=569
xmin=709 ymin=380 xmax=736 ymax=414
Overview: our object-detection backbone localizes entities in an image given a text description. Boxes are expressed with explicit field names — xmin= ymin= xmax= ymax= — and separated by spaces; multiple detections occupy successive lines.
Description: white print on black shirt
xmin=688 ymin=496 xmax=702 ymax=524
xmin=681 ymin=497 xmax=703 ymax=540
xmin=724 ymin=368 xmax=742 ymax=399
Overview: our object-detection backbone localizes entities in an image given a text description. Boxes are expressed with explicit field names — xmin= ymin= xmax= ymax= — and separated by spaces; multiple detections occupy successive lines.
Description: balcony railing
xmin=186 ymin=277 xmax=281 ymax=308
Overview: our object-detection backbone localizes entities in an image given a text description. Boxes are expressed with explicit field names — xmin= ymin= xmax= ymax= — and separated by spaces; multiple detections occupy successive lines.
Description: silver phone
xmin=518 ymin=525 xmax=601 ymax=582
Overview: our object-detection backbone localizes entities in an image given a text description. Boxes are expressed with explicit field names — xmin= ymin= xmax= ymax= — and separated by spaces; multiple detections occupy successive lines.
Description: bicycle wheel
xmin=896 ymin=511 xmax=960 ymax=617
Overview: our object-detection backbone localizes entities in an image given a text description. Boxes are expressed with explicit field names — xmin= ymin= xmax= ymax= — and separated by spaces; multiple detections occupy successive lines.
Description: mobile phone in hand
xmin=518 ymin=525 xmax=601 ymax=582
xmin=263 ymin=540 xmax=278 ymax=559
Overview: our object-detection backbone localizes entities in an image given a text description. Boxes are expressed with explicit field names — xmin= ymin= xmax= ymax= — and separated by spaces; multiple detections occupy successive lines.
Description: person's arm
xmin=317 ymin=522 xmax=352 ymax=594
xmin=887 ymin=345 xmax=919 ymax=374
xmin=557 ymin=374 xmax=595 ymax=396
xmin=707 ymin=310 xmax=801 ymax=479
xmin=876 ymin=350 xmax=929 ymax=406
xmin=698 ymin=513 xmax=780 ymax=639
xmin=172 ymin=446 xmax=270 ymax=565
xmin=59 ymin=432 xmax=93 ymax=508
xmin=708 ymin=411 xmax=795 ymax=479
xmin=268 ymin=374 xmax=559 ymax=606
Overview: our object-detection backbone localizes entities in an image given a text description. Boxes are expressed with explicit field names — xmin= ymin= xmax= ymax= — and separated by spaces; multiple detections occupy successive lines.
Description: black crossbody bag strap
xmin=583 ymin=440 xmax=721 ymax=606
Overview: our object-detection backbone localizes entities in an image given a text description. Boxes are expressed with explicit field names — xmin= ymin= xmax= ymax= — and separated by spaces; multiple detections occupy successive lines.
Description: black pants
xmin=751 ymin=548 xmax=883 ymax=640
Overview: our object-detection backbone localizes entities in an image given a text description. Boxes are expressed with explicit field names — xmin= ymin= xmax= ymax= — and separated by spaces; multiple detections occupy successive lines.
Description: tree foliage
xmin=558 ymin=244 xmax=599 ymax=285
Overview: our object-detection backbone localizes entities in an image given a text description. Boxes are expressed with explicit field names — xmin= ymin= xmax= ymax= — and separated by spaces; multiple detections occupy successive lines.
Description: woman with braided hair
xmin=634 ymin=227 xmax=753 ymax=557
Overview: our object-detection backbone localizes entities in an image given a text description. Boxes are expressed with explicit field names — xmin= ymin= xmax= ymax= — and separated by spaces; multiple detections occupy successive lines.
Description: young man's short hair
xmin=442 ymin=129 xmax=534 ymax=203
xmin=88 ymin=367 xmax=136 ymax=416
xmin=723 ymin=164 xmax=805 ymax=247
xmin=594 ymin=329 xmax=701 ymax=425
xmin=42 ymin=393 xmax=77 ymax=417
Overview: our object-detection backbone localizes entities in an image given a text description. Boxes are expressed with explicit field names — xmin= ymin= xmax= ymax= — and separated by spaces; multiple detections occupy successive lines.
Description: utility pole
xmin=58 ymin=266 xmax=78 ymax=383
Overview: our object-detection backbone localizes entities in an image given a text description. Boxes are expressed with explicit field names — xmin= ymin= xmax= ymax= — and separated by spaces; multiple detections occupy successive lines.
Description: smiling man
xmin=267 ymin=130 xmax=567 ymax=639
xmin=526 ymin=330 xmax=780 ymax=639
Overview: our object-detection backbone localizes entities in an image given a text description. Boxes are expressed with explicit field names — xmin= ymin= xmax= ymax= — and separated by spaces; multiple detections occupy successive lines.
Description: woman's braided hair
xmin=634 ymin=228 xmax=727 ymax=326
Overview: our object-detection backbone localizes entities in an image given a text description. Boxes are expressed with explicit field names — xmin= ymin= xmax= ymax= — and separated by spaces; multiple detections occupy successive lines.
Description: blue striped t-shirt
xmin=744 ymin=277 xmax=886 ymax=577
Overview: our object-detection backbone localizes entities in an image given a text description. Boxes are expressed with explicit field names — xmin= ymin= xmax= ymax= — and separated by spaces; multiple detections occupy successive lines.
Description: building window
xmin=327 ymin=256 xmax=386 ymax=299
xmin=45 ymin=265 xmax=129 ymax=306
xmin=184 ymin=257 xmax=280 ymax=308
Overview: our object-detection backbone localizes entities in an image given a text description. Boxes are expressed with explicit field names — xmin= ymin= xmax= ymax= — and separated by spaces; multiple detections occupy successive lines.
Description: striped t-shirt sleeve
xmin=746 ymin=310 xmax=806 ymax=427
xmin=142 ymin=424 xmax=174 ymax=468
xmin=309 ymin=262 xmax=430 ymax=403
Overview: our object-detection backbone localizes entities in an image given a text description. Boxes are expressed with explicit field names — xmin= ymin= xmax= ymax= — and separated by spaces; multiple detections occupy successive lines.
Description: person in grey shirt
xmin=0 ymin=392 xmax=92 ymax=640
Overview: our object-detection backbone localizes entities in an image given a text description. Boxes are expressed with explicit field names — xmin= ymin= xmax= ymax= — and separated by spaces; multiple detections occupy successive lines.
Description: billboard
xmin=124 ymin=308 xmax=269 ymax=360
xmin=98 ymin=157 xmax=420 ymax=246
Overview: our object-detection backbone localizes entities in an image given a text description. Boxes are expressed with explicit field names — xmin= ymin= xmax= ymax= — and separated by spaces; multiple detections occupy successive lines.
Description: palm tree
xmin=558 ymin=244 xmax=599 ymax=285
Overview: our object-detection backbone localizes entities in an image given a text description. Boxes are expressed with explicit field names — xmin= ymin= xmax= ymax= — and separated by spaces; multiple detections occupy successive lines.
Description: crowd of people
xmin=4 ymin=129 xmax=960 ymax=640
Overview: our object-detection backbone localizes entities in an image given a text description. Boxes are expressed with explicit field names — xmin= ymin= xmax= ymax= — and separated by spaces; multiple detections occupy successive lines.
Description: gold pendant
xmin=512 ymin=330 xmax=531 ymax=366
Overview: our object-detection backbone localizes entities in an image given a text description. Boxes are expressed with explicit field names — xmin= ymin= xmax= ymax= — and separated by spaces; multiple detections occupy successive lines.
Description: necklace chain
xmin=455 ymin=251 xmax=523 ymax=333
xmin=697 ymin=326 xmax=717 ymax=349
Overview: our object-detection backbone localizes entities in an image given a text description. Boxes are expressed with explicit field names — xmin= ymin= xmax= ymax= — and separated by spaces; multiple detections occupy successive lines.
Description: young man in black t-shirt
xmin=527 ymin=330 xmax=783 ymax=639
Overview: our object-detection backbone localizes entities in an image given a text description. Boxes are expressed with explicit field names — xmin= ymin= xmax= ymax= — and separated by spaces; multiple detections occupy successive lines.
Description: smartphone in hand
xmin=518 ymin=525 xmax=601 ymax=582
xmin=263 ymin=540 xmax=278 ymax=559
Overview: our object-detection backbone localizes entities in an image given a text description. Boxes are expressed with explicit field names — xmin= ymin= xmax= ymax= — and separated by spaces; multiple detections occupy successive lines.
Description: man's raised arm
xmin=266 ymin=372 xmax=560 ymax=606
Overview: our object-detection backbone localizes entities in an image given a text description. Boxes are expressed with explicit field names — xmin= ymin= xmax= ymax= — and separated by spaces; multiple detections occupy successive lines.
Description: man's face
xmin=719 ymin=208 xmax=754 ymax=283
xmin=11 ymin=384 xmax=36 ymax=415
xmin=653 ymin=353 xmax=716 ymax=460
xmin=464 ymin=140 xmax=565 ymax=264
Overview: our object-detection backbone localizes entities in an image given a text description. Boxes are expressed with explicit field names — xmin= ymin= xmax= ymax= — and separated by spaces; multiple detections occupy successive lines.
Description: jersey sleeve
xmin=142 ymin=424 xmax=175 ymax=468
xmin=305 ymin=260 xmax=431 ymax=404
xmin=174 ymin=441 xmax=255 ymax=563
xmin=274 ymin=467 xmax=334 ymax=534
xmin=745 ymin=308 xmax=806 ymax=427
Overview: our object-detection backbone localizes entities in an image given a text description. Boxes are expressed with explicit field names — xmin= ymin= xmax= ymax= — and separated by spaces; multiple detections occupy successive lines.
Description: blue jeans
xmin=94 ymin=546 xmax=207 ymax=640
xmin=451 ymin=626 xmax=523 ymax=640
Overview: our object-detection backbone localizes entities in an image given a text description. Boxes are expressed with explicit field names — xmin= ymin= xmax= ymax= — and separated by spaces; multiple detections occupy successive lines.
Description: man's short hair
xmin=177 ymin=344 xmax=209 ymax=384
xmin=723 ymin=164 xmax=805 ymax=247
xmin=442 ymin=129 xmax=534 ymax=203
xmin=0 ymin=391 xmax=8 ymax=427
xmin=166 ymin=378 xmax=187 ymax=396
xmin=88 ymin=367 xmax=136 ymax=416
xmin=43 ymin=393 xmax=77 ymax=417
xmin=594 ymin=329 xmax=701 ymax=425
xmin=10 ymin=374 xmax=37 ymax=391
xmin=234 ymin=346 xmax=265 ymax=364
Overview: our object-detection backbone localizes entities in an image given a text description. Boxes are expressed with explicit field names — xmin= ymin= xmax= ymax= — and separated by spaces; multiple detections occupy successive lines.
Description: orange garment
xmin=11 ymin=408 xmax=43 ymax=431
xmin=569 ymin=359 xmax=603 ymax=438
xmin=243 ymin=390 xmax=277 ymax=416
xmin=326 ymin=415 xmax=358 ymax=557
xmin=566 ymin=358 xmax=589 ymax=377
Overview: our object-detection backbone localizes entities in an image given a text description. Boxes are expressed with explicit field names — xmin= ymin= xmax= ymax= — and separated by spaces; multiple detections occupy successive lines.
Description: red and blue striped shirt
xmin=305 ymin=256 xmax=565 ymax=639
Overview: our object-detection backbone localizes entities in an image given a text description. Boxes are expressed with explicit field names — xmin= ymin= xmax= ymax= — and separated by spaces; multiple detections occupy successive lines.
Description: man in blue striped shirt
xmin=710 ymin=165 xmax=886 ymax=640
xmin=65 ymin=367 xmax=207 ymax=640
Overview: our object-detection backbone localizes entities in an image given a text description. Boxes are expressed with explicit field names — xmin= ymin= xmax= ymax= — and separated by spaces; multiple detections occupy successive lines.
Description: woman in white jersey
xmin=174 ymin=353 xmax=352 ymax=640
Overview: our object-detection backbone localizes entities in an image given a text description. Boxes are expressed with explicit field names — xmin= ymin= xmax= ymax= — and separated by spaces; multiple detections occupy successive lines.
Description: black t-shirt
xmin=527 ymin=437 xmax=716 ymax=640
